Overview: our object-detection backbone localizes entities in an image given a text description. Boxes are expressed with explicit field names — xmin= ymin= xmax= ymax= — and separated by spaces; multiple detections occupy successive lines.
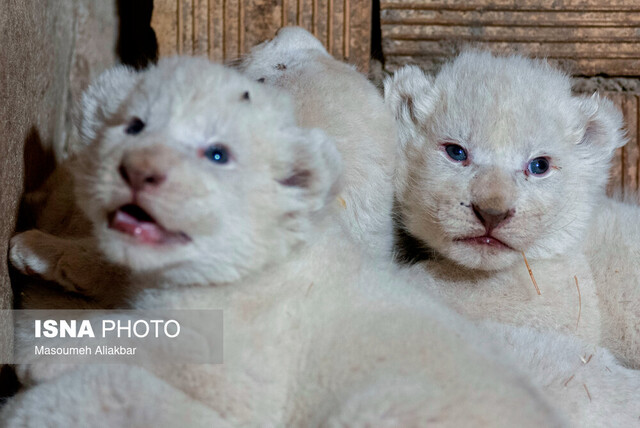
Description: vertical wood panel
xmin=607 ymin=93 xmax=624 ymax=195
xmin=193 ymin=0 xmax=209 ymax=55
xmin=331 ymin=0 xmax=344 ymax=58
xmin=347 ymin=0 xmax=369 ymax=65
xmin=605 ymin=92 xmax=640 ymax=199
xmin=298 ymin=0 xmax=313 ymax=29
xmin=636 ymin=95 xmax=640 ymax=199
xmin=152 ymin=0 xmax=372 ymax=70
xmin=223 ymin=0 xmax=239 ymax=59
xmin=152 ymin=0 xmax=179 ymax=56
xmin=283 ymin=0 xmax=297 ymax=26
xmin=209 ymin=0 xmax=225 ymax=59
xmin=179 ymin=0 xmax=194 ymax=54
xmin=315 ymin=0 xmax=329 ymax=49
xmin=243 ymin=0 xmax=281 ymax=53
xmin=622 ymin=96 xmax=639 ymax=192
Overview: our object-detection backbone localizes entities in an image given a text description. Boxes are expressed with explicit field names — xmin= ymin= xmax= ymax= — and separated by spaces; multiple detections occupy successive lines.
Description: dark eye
xmin=528 ymin=157 xmax=550 ymax=176
xmin=125 ymin=117 xmax=145 ymax=135
xmin=444 ymin=144 xmax=468 ymax=162
xmin=204 ymin=144 xmax=230 ymax=164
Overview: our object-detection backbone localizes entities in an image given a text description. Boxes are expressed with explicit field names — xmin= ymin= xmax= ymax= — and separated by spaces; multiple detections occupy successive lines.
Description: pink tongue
xmin=110 ymin=209 xmax=166 ymax=244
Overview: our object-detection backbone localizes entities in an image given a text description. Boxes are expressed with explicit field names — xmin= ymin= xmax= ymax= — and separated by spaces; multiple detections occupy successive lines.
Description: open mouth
xmin=455 ymin=235 xmax=512 ymax=250
xmin=107 ymin=204 xmax=190 ymax=245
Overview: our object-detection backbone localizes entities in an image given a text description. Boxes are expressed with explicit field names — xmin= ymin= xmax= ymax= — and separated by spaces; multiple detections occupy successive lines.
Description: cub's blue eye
xmin=445 ymin=144 xmax=468 ymax=162
xmin=125 ymin=117 xmax=145 ymax=135
xmin=204 ymin=144 xmax=230 ymax=164
xmin=528 ymin=157 xmax=550 ymax=175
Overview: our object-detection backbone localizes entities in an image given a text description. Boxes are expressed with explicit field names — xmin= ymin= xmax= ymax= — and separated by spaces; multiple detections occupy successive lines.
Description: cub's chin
xmin=444 ymin=240 xmax=521 ymax=271
xmin=96 ymin=224 xmax=194 ymax=272
xmin=93 ymin=209 xmax=193 ymax=273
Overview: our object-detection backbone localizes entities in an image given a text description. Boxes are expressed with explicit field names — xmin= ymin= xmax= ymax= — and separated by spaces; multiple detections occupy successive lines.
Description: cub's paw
xmin=9 ymin=230 xmax=59 ymax=279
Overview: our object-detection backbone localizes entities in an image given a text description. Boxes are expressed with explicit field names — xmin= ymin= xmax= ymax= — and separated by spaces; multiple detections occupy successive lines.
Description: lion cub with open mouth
xmin=4 ymin=55 xmax=565 ymax=427
xmin=386 ymin=51 xmax=640 ymax=367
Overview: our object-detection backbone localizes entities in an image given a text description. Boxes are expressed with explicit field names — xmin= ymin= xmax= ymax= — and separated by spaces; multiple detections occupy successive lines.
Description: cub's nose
xmin=119 ymin=148 xmax=169 ymax=191
xmin=472 ymin=205 xmax=514 ymax=232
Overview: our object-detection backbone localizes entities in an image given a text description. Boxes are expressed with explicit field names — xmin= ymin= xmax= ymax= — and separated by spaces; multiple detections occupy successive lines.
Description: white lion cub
xmin=240 ymin=26 xmax=397 ymax=256
xmin=385 ymin=51 xmax=640 ymax=365
xmin=244 ymin=30 xmax=640 ymax=424
xmin=8 ymin=27 xmax=396 ymax=303
xmin=3 ymin=57 xmax=565 ymax=426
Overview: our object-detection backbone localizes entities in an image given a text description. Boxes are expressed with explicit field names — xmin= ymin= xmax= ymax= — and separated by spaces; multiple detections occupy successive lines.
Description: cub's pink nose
xmin=119 ymin=151 xmax=168 ymax=191
xmin=472 ymin=205 xmax=514 ymax=232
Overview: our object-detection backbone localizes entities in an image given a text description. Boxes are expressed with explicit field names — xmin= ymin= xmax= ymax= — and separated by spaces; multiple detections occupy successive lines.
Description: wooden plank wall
xmin=150 ymin=1 xmax=640 ymax=199
xmin=151 ymin=0 xmax=372 ymax=71
xmin=607 ymin=93 xmax=640 ymax=199
xmin=380 ymin=0 xmax=640 ymax=199
xmin=380 ymin=0 xmax=640 ymax=75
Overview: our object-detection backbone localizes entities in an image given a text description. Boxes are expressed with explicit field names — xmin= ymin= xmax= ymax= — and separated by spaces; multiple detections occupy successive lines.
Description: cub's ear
xmin=383 ymin=65 xmax=436 ymax=135
xmin=77 ymin=65 xmax=140 ymax=145
xmin=276 ymin=127 xmax=342 ymax=215
xmin=384 ymin=66 xmax=437 ymax=195
xmin=575 ymin=93 xmax=627 ymax=162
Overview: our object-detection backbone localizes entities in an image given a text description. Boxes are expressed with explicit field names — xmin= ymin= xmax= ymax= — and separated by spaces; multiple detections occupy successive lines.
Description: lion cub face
xmin=386 ymin=51 xmax=625 ymax=271
xmin=74 ymin=57 xmax=341 ymax=286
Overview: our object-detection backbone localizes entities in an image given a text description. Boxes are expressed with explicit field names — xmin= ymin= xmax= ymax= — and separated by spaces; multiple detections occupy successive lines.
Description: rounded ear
xmin=276 ymin=127 xmax=343 ymax=214
xmin=575 ymin=93 xmax=627 ymax=162
xmin=383 ymin=65 xmax=436 ymax=136
xmin=272 ymin=26 xmax=328 ymax=54
xmin=384 ymin=66 xmax=437 ymax=196
xmin=76 ymin=65 xmax=140 ymax=145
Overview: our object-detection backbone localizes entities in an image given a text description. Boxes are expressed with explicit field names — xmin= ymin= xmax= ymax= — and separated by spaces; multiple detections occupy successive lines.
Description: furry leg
xmin=9 ymin=230 xmax=128 ymax=305
xmin=0 ymin=365 xmax=230 ymax=428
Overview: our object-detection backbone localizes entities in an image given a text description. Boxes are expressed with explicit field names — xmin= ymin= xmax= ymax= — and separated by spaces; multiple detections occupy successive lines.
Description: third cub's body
xmin=240 ymin=27 xmax=397 ymax=256
xmin=585 ymin=196 xmax=640 ymax=368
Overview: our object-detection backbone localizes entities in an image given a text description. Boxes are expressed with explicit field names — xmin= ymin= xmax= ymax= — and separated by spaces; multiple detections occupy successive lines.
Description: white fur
xmin=584 ymin=195 xmax=640 ymax=368
xmin=3 ymin=54 xmax=566 ymax=426
xmin=7 ymin=32 xmax=639 ymax=427
xmin=385 ymin=52 xmax=637 ymax=364
xmin=386 ymin=52 xmax=625 ymax=270
xmin=485 ymin=322 xmax=640 ymax=427
xmin=0 ymin=365 xmax=230 ymax=427
xmin=72 ymin=56 xmax=342 ymax=289
xmin=240 ymin=27 xmax=397 ymax=257
xmin=11 ymin=26 xmax=396 ymax=304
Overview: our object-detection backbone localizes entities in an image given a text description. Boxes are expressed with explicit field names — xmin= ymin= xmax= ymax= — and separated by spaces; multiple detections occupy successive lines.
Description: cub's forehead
xmin=126 ymin=57 xmax=296 ymax=126
xmin=431 ymin=51 xmax=582 ymax=151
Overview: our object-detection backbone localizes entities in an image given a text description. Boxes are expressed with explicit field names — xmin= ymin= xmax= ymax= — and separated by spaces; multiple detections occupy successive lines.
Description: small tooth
xmin=134 ymin=227 xmax=143 ymax=236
